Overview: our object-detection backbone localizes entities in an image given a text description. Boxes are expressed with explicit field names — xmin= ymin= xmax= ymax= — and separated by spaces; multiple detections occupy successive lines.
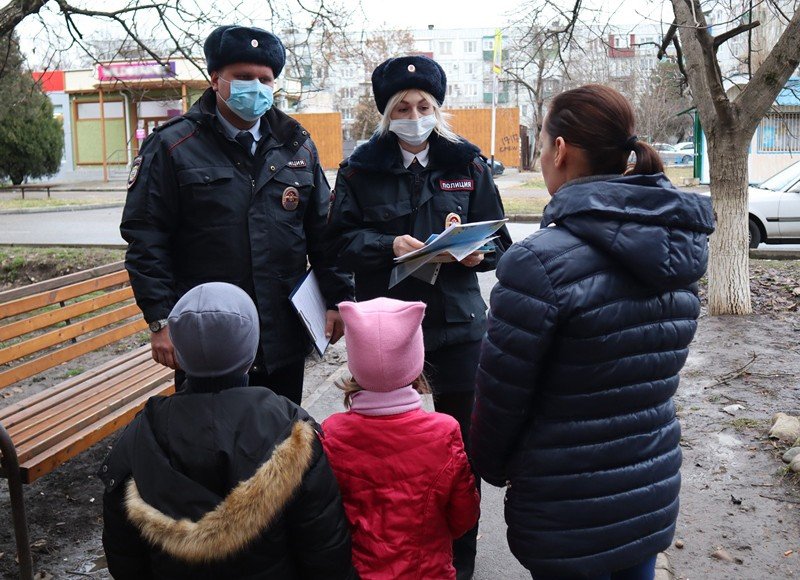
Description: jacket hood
xmin=103 ymin=391 xmax=317 ymax=564
xmin=346 ymin=131 xmax=480 ymax=172
xmin=125 ymin=420 xmax=316 ymax=564
xmin=542 ymin=173 xmax=715 ymax=290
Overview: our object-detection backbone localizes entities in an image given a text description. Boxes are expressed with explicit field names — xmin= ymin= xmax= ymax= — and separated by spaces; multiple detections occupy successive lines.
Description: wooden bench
xmin=0 ymin=184 xmax=56 ymax=199
xmin=0 ymin=261 xmax=175 ymax=579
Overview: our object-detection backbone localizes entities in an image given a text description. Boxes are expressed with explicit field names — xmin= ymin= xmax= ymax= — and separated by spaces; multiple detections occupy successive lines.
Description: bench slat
xmin=0 ymin=286 xmax=135 ymax=342
xmin=0 ymin=319 xmax=148 ymax=390
xmin=17 ymin=381 xmax=175 ymax=484
xmin=0 ymin=345 xmax=151 ymax=422
xmin=0 ymin=262 xmax=125 ymax=304
xmin=0 ymin=270 xmax=129 ymax=320
xmin=0 ymin=303 xmax=141 ymax=365
xmin=14 ymin=367 xmax=174 ymax=463
xmin=4 ymin=357 xmax=166 ymax=435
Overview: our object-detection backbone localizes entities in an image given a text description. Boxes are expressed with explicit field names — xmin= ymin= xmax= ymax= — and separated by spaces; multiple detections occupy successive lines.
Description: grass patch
xmin=519 ymin=178 xmax=547 ymax=189
xmin=0 ymin=197 xmax=110 ymax=210
xmin=61 ymin=366 xmax=86 ymax=378
xmin=501 ymin=196 xmax=549 ymax=215
xmin=729 ymin=417 xmax=763 ymax=431
xmin=0 ymin=247 xmax=125 ymax=287
xmin=664 ymin=165 xmax=694 ymax=183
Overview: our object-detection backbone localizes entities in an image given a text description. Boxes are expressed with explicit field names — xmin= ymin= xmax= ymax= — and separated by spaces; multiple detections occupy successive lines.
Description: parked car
xmin=674 ymin=142 xmax=695 ymax=165
xmin=652 ymin=143 xmax=685 ymax=166
xmin=748 ymin=160 xmax=800 ymax=248
xmin=489 ymin=159 xmax=505 ymax=176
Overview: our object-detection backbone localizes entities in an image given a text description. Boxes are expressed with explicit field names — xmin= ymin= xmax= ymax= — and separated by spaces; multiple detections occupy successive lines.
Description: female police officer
xmin=327 ymin=55 xmax=511 ymax=579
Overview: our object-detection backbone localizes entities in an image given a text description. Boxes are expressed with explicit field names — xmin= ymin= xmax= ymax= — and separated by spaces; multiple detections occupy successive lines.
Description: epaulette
xmin=152 ymin=115 xmax=189 ymax=133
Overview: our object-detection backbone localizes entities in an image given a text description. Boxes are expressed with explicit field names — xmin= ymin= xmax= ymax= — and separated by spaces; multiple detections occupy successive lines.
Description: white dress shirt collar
xmin=400 ymin=144 xmax=430 ymax=168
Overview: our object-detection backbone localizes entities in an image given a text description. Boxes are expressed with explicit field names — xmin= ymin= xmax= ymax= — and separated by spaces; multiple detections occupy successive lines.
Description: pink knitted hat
xmin=339 ymin=298 xmax=426 ymax=392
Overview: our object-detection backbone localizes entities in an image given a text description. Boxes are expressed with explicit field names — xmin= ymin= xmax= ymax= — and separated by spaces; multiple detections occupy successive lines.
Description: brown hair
xmin=336 ymin=374 xmax=432 ymax=410
xmin=544 ymin=84 xmax=664 ymax=176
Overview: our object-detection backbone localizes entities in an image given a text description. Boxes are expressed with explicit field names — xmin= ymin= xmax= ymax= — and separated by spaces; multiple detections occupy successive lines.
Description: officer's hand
xmin=461 ymin=251 xmax=485 ymax=268
xmin=151 ymin=328 xmax=179 ymax=370
xmin=325 ymin=310 xmax=345 ymax=344
xmin=393 ymin=235 xmax=425 ymax=257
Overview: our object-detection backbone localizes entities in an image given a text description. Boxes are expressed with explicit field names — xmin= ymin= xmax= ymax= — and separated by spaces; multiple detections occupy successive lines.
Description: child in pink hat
xmin=322 ymin=297 xmax=480 ymax=580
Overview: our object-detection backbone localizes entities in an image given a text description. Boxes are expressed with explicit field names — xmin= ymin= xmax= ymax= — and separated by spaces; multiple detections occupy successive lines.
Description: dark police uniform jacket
xmin=327 ymin=132 xmax=512 ymax=351
xmin=121 ymin=88 xmax=353 ymax=372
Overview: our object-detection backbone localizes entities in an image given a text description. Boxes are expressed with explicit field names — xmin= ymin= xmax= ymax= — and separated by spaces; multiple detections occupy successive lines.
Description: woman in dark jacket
xmin=100 ymin=282 xmax=355 ymax=580
xmin=327 ymin=55 xmax=511 ymax=578
xmin=470 ymin=85 xmax=715 ymax=580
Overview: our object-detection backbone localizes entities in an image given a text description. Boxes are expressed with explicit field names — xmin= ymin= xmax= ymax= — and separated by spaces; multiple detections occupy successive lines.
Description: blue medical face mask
xmin=219 ymin=77 xmax=274 ymax=122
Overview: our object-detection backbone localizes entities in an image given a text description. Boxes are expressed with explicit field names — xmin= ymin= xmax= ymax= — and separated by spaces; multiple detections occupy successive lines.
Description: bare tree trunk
xmin=706 ymin=137 xmax=751 ymax=315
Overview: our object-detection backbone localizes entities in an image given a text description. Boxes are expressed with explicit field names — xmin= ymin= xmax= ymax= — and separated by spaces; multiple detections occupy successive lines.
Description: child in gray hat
xmin=99 ymin=282 xmax=356 ymax=579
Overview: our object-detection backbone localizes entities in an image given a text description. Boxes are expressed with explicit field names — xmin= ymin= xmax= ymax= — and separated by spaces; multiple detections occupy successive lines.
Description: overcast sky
xmin=11 ymin=0 xmax=676 ymax=67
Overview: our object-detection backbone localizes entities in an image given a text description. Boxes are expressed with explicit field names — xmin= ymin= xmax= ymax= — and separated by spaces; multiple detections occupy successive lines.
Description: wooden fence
xmin=448 ymin=108 xmax=520 ymax=169
xmin=290 ymin=112 xmax=344 ymax=170
xmin=290 ymin=108 xmax=521 ymax=169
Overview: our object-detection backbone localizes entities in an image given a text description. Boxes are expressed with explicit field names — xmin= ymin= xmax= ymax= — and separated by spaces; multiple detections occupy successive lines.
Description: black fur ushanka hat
xmin=371 ymin=55 xmax=447 ymax=114
xmin=204 ymin=25 xmax=286 ymax=77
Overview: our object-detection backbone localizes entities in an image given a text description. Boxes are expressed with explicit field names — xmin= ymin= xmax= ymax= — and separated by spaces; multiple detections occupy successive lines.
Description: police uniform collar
xmin=215 ymin=107 xmax=263 ymax=143
xmin=347 ymin=131 xmax=479 ymax=172
xmin=190 ymin=88 xmax=308 ymax=153
xmin=400 ymin=144 xmax=429 ymax=168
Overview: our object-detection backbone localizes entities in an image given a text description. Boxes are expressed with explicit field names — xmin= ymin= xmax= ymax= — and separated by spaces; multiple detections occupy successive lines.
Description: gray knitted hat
xmin=168 ymin=282 xmax=259 ymax=378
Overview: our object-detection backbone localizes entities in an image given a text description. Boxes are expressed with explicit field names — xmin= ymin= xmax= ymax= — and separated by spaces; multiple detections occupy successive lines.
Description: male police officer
xmin=121 ymin=25 xmax=352 ymax=404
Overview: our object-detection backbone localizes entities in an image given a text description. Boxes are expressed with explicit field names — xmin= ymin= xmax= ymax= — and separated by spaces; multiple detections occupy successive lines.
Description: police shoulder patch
xmin=127 ymin=156 xmax=143 ymax=189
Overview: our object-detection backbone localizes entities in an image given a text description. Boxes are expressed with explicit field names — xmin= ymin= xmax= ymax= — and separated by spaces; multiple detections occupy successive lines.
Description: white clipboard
xmin=289 ymin=270 xmax=330 ymax=356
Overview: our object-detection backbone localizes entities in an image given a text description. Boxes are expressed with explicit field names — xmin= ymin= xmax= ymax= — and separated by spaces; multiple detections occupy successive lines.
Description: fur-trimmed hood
xmin=345 ymin=131 xmax=481 ymax=173
xmin=99 ymin=387 xmax=330 ymax=567
xmin=125 ymin=420 xmax=316 ymax=563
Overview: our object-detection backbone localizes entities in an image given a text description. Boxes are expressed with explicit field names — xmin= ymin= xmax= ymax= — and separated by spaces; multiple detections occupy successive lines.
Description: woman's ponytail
xmin=627 ymin=141 xmax=664 ymax=176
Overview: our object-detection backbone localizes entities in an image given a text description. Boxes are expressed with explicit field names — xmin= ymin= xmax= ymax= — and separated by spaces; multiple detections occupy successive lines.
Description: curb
xmin=0 ymin=242 xmax=127 ymax=249
xmin=506 ymin=214 xmax=542 ymax=223
xmin=750 ymin=249 xmax=800 ymax=260
xmin=0 ymin=202 xmax=125 ymax=215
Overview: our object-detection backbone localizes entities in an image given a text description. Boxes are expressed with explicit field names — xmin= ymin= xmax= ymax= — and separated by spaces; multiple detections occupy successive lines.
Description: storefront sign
xmin=97 ymin=61 xmax=177 ymax=81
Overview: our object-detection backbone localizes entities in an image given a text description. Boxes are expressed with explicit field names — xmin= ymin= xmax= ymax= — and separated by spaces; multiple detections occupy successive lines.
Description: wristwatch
xmin=148 ymin=319 xmax=169 ymax=333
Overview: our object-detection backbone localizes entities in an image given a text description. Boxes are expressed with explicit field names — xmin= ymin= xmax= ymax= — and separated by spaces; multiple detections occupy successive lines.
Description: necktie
xmin=235 ymin=130 xmax=255 ymax=156
xmin=408 ymin=157 xmax=424 ymax=174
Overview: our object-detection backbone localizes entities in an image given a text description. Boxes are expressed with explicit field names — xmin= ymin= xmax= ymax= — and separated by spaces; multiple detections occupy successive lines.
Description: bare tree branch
xmin=713 ymin=20 xmax=761 ymax=51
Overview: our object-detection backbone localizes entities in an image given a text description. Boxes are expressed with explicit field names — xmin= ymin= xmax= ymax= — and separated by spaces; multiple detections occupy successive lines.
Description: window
xmin=483 ymin=38 xmax=494 ymax=51
xmin=465 ymin=84 xmax=478 ymax=97
xmin=439 ymin=41 xmax=452 ymax=55
xmin=464 ymin=40 xmax=477 ymax=53
xmin=465 ymin=62 xmax=477 ymax=75
xmin=342 ymin=108 xmax=353 ymax=121
xmin=77 ymin=101 xmax=124 ymax=119
xmin=758 ymin=113 xmax=800 ymax=153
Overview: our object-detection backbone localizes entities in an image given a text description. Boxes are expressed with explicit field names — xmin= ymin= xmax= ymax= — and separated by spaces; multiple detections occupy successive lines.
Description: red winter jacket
xmin=322 ymin=408 xmax=480 ymax=580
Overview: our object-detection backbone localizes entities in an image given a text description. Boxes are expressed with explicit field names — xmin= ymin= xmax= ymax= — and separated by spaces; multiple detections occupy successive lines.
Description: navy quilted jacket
xmin=470 ymin=173 xmax=714 ymax=577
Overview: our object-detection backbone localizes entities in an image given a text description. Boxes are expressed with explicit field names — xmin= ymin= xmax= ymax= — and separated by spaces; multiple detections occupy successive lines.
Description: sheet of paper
xmin=389 ymin=220 xmax=507 ymax=288
xmin=289 ymin=270 xmax=330 ymax=357
xmin=394 ymin=219 xmax=508 ymax=264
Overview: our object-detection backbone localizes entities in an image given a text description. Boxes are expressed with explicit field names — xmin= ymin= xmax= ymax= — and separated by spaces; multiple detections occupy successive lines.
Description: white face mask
xmin=389 ymin=114 xmax=438 ymax=146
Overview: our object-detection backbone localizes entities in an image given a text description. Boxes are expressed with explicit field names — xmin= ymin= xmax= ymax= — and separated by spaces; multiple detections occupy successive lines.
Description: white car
xmin=653 ymin=143 xmax=694 ymax=166
xmin=748 ymin=160 xmax=800 ymax=248
xmin=674 ymin=142 xmax=695 ymax=165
